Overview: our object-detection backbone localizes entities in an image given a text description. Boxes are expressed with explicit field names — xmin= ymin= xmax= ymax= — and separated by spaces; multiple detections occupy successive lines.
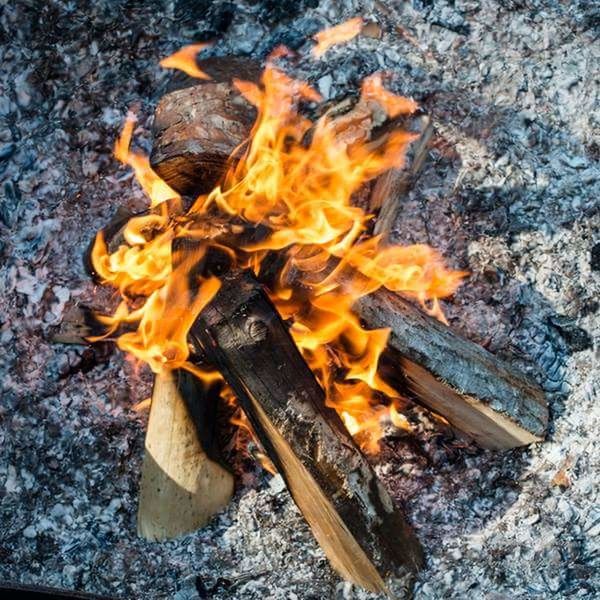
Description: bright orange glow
xmin=159 ymin=43 xmax=212 ymax=79
xmin=312 ymin=17 xmax=363 ymax=58
xmin=114 ymin=114 xmax=180 ymax=207
xmin=90 ymin=46 xmax=465 ymax=454
xmin=361 ymin=73 xmax=419 ymax=117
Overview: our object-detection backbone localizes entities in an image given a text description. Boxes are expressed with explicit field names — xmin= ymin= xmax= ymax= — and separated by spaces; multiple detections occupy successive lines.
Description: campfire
xmin=66 ymin=21 xmax=548 ymax=595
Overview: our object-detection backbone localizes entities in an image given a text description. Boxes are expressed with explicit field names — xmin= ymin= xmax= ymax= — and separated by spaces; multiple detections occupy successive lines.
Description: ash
xmin=0 ymin=1 xmax=598 ymax=598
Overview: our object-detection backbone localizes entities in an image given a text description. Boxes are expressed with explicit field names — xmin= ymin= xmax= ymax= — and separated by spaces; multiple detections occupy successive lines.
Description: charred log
xmin=150 ymin=81 xmax=256 ymax=196
xmin=189 ymin=270 xmax=423 ymax=593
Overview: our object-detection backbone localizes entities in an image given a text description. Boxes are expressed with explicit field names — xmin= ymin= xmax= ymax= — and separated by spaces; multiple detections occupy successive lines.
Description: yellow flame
xmin=312 ymin=17 xmax=363 ymax=58
xmin=114 ymin=114 xmax=180 ymax=208
xmin=159 ymin=43 xmax=212 ymax=79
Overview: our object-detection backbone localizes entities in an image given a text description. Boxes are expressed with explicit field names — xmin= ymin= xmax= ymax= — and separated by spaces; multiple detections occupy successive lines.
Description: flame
xmin=159 ymin=43 xmax=212 ymax=79
xmin=114 ymin=114 xmax=180 ymax=207
xmin=312 ymin=17 xmax=363 ymax=58
xmin=90 ymin=39 xmax=466 ymax=454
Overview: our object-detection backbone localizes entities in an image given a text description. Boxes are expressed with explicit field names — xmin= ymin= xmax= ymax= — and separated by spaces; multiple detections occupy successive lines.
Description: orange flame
xmin=90 ymin=43 xmax=466 ymax=453
xmin=159 ymin=43 xmax=212 ymax=79
xmin=114 ymin=114 xmax=180 ymax=207
xmin=312 ymin=17 xmax=363 ymax=58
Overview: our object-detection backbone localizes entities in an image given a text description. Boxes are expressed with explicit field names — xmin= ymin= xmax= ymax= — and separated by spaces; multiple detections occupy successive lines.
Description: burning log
xmin=355 ymin=292 xmax=548 ymax=449
xmin=189 ymin=270 xmax=423 ymax=592
xmin=138 ymin=369 xmax=234 ymax=541
xmin=368 ymin=113 xmax=433 ymax=238
xmin=82 ymin=211 xmax=236 ymax=541
xmin=147 ymin=70 xmax=548 ymax=449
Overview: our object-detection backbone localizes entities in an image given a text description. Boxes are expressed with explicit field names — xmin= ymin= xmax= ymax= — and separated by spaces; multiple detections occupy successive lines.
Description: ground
xmin=0 ymin=1 xmax=598 ymax=598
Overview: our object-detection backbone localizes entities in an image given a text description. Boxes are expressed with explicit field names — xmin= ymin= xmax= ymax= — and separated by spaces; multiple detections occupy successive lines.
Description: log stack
xmin=149 ymin=58 xmax=548 ymax=450
xmin=70 ymin=56 xmax=548 ymax=595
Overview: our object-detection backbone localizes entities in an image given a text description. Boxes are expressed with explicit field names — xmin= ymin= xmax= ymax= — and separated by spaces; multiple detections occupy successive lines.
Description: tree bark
xmin=189 ymin=270 xmax=423 ymax=593
xmin=355 ymin=290 xmax=548 ymax=449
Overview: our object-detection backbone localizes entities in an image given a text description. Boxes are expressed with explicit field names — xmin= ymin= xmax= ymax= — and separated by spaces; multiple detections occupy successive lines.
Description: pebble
xmin=0 ymin=143 xmax=15 ymax=161
xmin=23 ymin=526 xmax=37 ymax=539
xmin=317 ymin=74 xmax=332 ymax=99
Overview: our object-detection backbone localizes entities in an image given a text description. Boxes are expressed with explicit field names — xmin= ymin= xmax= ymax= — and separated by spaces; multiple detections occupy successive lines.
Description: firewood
xmin=138 ymin=369 xmax=234 ymax=541
xmin=83 ymin=210 xmax=235 ymax=540
xmin=150 ymin=81 xmax=256 ymax=196
xmin=189 ymin=270 xmax=423 ymax=593
xmin=355 ymin=291 xmax=548 ymax=449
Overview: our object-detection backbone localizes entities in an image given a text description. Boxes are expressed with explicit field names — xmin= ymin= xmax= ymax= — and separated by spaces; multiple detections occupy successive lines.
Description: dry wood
xmin=369 ymin=114 xmax=433 ymax=238
xmin=355 ymin=290 xmax=548 ymax=449
xmin=190 ymin=271 xmax=423 ymax=592
xmin=150 ymin=81 xmax=256 ymax=196
xmin=138 ymin=369 xmax=234 ymax=541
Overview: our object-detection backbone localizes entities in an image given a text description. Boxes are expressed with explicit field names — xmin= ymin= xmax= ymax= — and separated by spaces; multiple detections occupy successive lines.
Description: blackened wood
xmin=370 ymin=114 xmax=433 ymax=238
xmin=355 ymin=290 xmax=548 ymax=449
xmin=190 ymin=271 xmax=423 ymax=593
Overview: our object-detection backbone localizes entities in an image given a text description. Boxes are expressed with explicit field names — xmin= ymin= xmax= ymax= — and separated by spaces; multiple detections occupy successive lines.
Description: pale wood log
xmin=190 ymin=271 xmax=423 ymax=593
xmin=138 ymin=369 xmax=234 ymax=541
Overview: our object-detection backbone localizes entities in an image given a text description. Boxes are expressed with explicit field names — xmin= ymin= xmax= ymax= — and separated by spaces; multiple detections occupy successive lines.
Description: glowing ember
xmin=312 ymin=17 xmax=363 ymax=58
xmin=159 ymin=43 xmax=212 ymax=79
xmin=90 ymin=33 xmax=466 ymax=454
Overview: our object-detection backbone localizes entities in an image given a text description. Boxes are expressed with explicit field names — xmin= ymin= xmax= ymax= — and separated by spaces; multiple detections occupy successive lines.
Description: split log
xmin=190 ymin=271 xmax=423 ymax=593
xmin=148 ymin=70 xmax=548 ymax=449
xmin=355 ymin=291 xmax=548 ymax=449
xmin=138 ymin=369 xmax=234 ymax=540
xmin=83 ymin=208 xmax=235 ymax=540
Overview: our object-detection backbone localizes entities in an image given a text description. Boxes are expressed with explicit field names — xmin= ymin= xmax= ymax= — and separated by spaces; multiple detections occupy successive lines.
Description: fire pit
xmin=1 ymin=2 xmax=597 ymax=599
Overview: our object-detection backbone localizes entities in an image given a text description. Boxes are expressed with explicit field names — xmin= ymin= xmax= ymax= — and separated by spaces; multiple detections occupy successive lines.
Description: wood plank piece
xmin=190 ymin=271 xmax=423 ymax=592
xmin=138 ymin=369 xmax=234 ymax=540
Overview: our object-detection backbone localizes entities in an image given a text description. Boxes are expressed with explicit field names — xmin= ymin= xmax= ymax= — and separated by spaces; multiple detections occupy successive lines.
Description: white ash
xmin=0 ymin=1 xmax=598 ymax=599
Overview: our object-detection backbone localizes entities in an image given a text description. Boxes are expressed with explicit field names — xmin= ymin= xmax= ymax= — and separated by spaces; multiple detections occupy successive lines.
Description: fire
xmin=312 ymin=17 xmax=363 ymax=58
xmin=113 ymin=114 xmax=180 ymax=208
xmin=159 ymin=43 xmax=212 ymax=80
xmin=90 ymin=37 xmax=466 ymax=454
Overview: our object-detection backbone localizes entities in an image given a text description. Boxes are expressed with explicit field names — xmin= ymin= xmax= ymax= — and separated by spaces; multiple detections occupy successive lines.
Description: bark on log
xmin=138 ymin=369 xmax=234 ymax=541
xmin=355 ymin=290 xmax=548 ymax=449
xmin=189 ymin=271 xmax=423 ymax=593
